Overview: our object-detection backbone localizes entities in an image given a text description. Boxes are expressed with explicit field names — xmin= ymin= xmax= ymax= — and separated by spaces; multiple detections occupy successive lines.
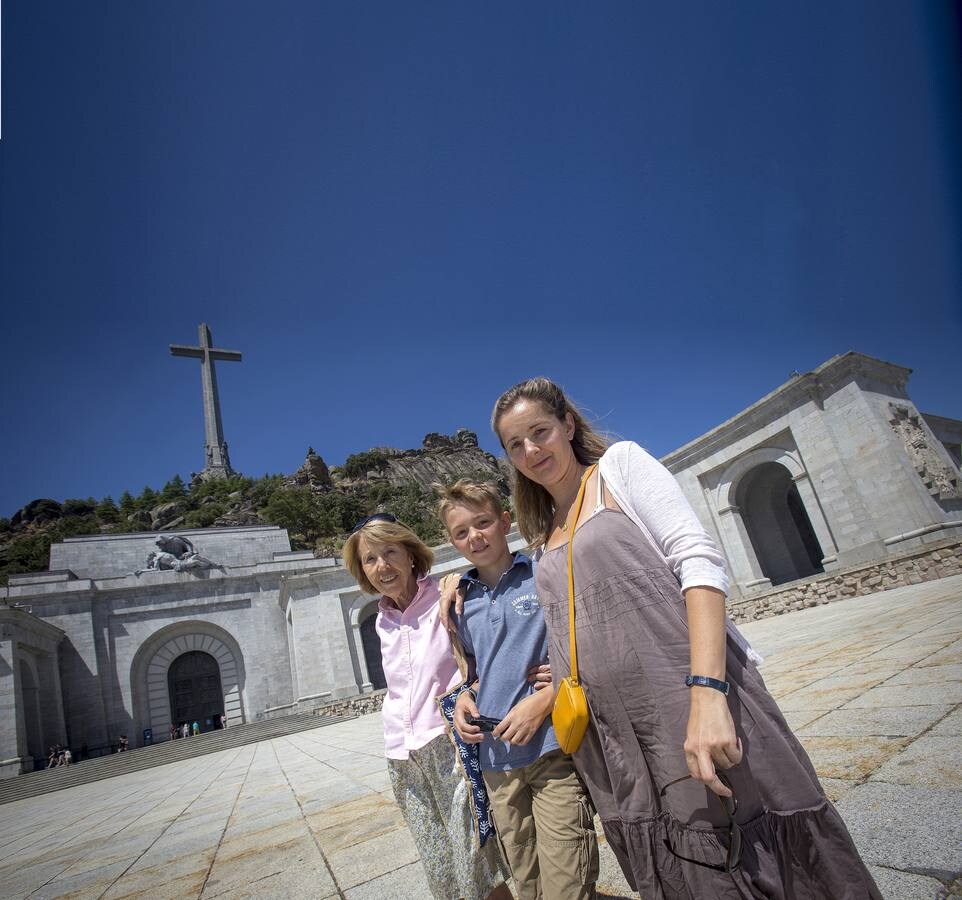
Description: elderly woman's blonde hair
xmin=342 ymin=519 xmax=434 ymax=594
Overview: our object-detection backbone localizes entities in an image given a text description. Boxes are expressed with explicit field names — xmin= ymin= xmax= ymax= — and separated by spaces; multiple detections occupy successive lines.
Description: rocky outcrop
xmin=150 ymin=501 xmax=186 ymax=530
xmin=333 ymin=429 xmax=506 ymax=494
xmin=213 ymin=501 xmax=263 ymax=528
xmin=10 ymin=499 xmax=64 ymax=528
xmin=290 ymin=448 xmax=332 ymax=489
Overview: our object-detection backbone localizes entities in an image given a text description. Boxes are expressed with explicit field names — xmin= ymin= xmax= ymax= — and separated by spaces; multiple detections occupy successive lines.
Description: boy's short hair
xmin=436 ymin=479 xmax=504 ymax=528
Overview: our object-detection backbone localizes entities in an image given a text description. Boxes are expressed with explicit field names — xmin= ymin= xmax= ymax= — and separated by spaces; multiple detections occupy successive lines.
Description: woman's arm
xmin=600 ymin=442 xmax=728 ymax=595
xmin=684 ymin=586 xmax=742 ymax=797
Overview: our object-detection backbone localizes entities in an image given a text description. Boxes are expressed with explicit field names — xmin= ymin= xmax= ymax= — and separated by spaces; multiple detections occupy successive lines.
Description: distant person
xmin=118 ymin=735 xmax=128 ymax=752
xmin=169 ymin=723 xmax=177 ymax=741
xmin=46 ymin=747 xmax=57 ymax=769
xmin=181 ymin=722 xmax=189 ymax=739
xmin=192 ymin=721 xmax=200 ymax=736
xmin=63 ymin=748 xmax=72 ymax=766
xmin=220 ymin=714 xmax=227 ymax=730
xmin=343 ymin=514 xmax=510 ymax=900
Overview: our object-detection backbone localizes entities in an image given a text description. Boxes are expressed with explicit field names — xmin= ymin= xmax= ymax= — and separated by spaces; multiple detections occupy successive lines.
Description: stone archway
xmin=736 ymin=462 xmax=825 ymax=586
xmin=131 ymin=623 xmax=246 ymax=741
xmin=359 ymin=613 xmax=386 ymax=690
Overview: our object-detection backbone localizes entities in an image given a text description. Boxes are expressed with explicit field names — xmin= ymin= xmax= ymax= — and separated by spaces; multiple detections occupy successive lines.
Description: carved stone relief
xmin=889 ymin=405 xmax=962 ymax=500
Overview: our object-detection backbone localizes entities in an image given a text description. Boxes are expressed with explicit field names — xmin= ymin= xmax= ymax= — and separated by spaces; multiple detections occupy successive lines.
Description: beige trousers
xmin=483 ymin=749 xmax=599 ymax=900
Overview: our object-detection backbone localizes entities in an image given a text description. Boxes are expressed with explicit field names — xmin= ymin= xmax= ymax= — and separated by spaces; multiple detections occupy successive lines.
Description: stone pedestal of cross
xmin=170 ymin=324 xmax=242 ymax=479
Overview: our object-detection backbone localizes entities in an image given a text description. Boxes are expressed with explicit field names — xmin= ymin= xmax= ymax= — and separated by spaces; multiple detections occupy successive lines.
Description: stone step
xmin=0 ymin=712 xmax=354 ymax=805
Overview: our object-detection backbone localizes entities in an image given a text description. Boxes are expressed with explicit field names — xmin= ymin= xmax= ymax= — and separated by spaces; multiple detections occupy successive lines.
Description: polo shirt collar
xmin=460 ymin=551 xmax=533 ymax=591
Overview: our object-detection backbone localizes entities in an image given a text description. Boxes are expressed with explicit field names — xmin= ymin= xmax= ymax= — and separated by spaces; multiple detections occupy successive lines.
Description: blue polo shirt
xmin=456 ymin=552 xmax=559 ymax=771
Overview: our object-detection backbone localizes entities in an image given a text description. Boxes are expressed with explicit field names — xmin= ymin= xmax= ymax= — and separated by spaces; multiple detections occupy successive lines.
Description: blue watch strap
xmin=685 ymin=674 xmax=730 ymax=695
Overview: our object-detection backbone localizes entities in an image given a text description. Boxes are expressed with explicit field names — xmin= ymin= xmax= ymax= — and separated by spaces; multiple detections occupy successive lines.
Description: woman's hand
xmin=438 ymin=573 xmax=465 ymax=632
xmin=526 ymin=662 xmax=552 ymax=691
xmin=453 ymin=690 xmax=484 ymax=744
xmin=493 ymin=690 xmax=553 ymax=746
xmin=683 ymin=687 xmax=742 ymax=798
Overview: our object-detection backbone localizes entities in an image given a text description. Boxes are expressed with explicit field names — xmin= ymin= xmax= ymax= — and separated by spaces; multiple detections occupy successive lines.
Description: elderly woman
xmin=342 ymin=513 xmax=510 ymax=900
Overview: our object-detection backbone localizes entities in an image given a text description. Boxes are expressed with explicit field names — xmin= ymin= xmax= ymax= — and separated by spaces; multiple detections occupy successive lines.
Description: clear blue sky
xmin=2 ymin=2 xmax=960 ymax=517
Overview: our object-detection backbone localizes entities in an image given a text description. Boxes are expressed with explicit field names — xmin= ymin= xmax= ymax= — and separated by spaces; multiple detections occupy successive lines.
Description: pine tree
xmin=160 ymin=475 xmax=187 ymax=502
xmin=96 ymin=496 xmax=120 ymax=524
xmin=119 ymin=491 xmax=136 ymax=517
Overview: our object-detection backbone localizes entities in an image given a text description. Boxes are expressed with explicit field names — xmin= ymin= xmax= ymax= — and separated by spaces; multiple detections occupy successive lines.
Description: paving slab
xmin=869 ymin=735 xmax=962 ymax=788
xmin=929 ymin=707 xmax=962 ymax=736
xmin=796 ymin=704 xmax=952 ymax=737
xmin=867 ymin=865 xmax=947 ymax=900
xmin=834 ymin=781 xmax=962 ymax=877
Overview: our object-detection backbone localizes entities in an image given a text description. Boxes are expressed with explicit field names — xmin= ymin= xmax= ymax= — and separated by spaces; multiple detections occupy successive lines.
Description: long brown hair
xmin=491 ymin=377 xmax=609 ymax=546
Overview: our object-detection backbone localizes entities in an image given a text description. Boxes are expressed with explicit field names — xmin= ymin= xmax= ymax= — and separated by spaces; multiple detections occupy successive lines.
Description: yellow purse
xmin=551 ymin=464 xmax=597 ymax=754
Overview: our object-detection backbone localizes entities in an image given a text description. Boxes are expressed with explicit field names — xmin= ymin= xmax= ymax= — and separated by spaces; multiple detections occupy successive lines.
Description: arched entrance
xmin=131 ymin=622 xmax=246 ymax=743
xmin=167 ymin=651 xmax=224 ymax=733
xmin=360 ymin=614 xmax=386 ymax=690
xmin=736 ymin=462 xmax=824 ymax=586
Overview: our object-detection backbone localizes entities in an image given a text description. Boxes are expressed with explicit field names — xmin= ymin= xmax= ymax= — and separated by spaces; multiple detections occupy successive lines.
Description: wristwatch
xmin=685 ymin=674 xmax=730 ymax=696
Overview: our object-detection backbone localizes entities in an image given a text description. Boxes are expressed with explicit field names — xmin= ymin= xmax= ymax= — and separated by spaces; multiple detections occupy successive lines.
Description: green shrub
xmin=342 ymin=450 xmax=389 ymax=479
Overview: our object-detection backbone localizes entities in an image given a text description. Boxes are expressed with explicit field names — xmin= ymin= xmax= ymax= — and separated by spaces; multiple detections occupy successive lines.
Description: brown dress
xmin=536 ymin=506 xmax=881 ymax=900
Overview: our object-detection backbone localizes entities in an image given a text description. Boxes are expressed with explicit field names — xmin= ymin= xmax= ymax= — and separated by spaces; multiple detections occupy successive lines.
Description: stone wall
xmin=309 ymin=690 xmax=385 ymax=719
xmin=729 ymin=539 xmax=962 ymax=623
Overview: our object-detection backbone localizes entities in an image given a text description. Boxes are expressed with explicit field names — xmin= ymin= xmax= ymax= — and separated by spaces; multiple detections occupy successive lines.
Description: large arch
xmin=348 ymin=595 xmax=382 ymax=692
xmin=131 ymin=621 xmax=246 ymax=743
xmin=712 ymin=444 xmax=837 ymax=591
xmin=735 ymin=462 xmax=825 ymax=586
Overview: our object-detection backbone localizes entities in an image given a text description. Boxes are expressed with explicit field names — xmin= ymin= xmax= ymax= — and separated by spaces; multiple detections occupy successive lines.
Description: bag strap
xmin=566 ymin=464 xmax=598 ymax=686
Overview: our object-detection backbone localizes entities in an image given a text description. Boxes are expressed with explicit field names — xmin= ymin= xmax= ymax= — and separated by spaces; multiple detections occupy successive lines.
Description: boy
xmin=438 ymin=480 xmax=599 ymax=900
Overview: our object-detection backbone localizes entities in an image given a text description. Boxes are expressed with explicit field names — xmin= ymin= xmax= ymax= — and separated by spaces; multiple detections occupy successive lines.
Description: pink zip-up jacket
xmin=376 ymin=574 xmax=461 ymax=760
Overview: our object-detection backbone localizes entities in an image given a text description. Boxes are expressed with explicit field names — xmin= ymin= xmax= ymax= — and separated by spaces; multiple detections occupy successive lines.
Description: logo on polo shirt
xmin=511 ymin=592 xmax=540 ymax=616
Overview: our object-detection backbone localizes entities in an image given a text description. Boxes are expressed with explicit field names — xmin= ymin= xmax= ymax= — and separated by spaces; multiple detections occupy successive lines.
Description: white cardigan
xmin=598 ymin=441 xmax=762 ymax=665
xmin=598 ymin=441 xmax=729 ymax=595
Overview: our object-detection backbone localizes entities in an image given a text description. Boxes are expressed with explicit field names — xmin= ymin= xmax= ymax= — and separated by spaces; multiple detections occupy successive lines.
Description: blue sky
xmin=1 ymin=2 xmax=960 ymax=516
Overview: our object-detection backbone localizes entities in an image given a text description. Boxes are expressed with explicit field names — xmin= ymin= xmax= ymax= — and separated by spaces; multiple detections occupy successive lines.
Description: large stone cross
xmin=170 ymin=324 xmax=242 ymax=478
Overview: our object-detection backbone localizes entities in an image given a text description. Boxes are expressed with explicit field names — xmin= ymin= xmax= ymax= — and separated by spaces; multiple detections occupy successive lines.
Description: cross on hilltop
xmin=170 ymin=324 xmax=242 ymax=480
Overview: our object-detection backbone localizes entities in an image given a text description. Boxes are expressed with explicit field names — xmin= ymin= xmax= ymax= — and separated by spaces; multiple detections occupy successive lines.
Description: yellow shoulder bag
xmin=551 ymin=463 xmax=597 ymax=754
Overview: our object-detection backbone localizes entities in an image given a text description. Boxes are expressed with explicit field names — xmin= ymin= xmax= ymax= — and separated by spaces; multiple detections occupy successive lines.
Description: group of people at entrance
xmin=168 ymin=715 xmax=227 ymax=742
xmin=343 ymin=377 xmax=882 ymax=900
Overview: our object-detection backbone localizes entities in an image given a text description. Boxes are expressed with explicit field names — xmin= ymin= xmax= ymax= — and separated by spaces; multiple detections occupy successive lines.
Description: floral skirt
xmin=388 ymin=734 xmax=508 ymax=899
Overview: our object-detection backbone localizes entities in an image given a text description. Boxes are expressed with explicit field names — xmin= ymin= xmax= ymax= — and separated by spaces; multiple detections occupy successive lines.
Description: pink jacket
xmin=376 ymin=574 xmax=461 ymax=759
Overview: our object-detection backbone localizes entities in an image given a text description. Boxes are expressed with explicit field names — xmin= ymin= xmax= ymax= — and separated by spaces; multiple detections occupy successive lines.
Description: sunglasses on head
xmin=350 ymin=513 xmax=398 ymax=535
xmin=658 ymin=770 xmax=741 ymax=874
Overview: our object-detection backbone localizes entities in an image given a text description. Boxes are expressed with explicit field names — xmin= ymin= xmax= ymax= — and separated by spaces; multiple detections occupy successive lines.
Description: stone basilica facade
xmin=2 ymin=351 xmax=960 ymax=778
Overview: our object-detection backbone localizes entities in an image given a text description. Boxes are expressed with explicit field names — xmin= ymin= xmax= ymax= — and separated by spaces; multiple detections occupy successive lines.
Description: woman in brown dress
xmin=491 ymin=377 xmax=881 ymax=900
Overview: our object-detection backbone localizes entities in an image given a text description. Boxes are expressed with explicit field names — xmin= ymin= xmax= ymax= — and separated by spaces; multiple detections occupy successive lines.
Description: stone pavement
xmin=0 ymin=575 xmax=960 ymax=900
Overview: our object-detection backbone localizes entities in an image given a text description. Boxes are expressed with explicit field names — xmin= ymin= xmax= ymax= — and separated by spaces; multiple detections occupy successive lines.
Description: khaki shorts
xmin=483 ymin=749 xmax=599 ymax=900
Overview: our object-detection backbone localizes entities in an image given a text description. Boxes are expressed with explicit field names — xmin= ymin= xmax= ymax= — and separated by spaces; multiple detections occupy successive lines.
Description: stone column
xmin=0 ymin=638 xmax=28 ymax=779
xmin=716 ymin=505 xmax=772 ymax=592
xmin=791 ymin=472 xmax=839 ymax=568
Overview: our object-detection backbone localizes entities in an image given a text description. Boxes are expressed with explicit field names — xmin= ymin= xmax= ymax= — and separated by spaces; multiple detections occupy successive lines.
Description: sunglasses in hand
xmin=658 ymin=769 xmax=741 ymax=874
xmin=467 ymin=715 xmax=502 ymax=733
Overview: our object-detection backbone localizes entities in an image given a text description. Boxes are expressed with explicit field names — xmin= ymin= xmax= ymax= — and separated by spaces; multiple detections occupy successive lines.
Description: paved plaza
xmin=1 ymin=575 xmax=960 ymax=900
